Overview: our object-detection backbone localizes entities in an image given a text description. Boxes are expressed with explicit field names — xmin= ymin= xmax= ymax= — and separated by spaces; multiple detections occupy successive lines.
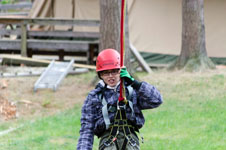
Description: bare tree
xmin=173 ymin=0 xmax=215 ymax=71
xmin=99 ymin=0 xmax=131 ymax=69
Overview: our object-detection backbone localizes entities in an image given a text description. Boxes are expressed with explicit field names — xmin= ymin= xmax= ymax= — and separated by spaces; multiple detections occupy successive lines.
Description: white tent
xmin=29 ymin=0 xmax=226 ymax=58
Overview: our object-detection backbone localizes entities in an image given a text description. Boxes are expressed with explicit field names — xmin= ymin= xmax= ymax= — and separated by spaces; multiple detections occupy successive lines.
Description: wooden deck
xmin=0 ymin=17 xmax=100 ymax=64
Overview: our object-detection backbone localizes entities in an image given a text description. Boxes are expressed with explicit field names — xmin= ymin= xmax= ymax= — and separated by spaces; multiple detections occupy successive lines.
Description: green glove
xmin=120 ymin=67 xmax=134 ymax=84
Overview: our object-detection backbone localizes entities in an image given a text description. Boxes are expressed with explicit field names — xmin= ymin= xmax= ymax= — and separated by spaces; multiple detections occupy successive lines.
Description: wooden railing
xmin=0 ymin=17 xmax=100 ymax=64
xmin=0 ymin=2 xmax=32 ymax=16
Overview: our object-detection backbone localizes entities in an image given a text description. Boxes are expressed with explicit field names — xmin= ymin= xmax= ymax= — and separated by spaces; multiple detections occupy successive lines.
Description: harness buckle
xmin=117 ymin=101 xmax=126 ymax=110
xmin=104 ymin=136 xmax=113 ymax=147
xmin=104 ymin=140 xmax=111 ymax=147
xmin=128 ymin=136 xmax=137 ymax=147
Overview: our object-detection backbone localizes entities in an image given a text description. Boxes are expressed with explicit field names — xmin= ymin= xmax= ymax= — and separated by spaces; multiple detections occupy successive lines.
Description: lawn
xmin=0 ymin=69 xmax=225 ymax=150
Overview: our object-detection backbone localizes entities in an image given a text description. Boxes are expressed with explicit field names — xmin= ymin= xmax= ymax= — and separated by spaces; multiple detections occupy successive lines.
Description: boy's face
xmin=100 ymin=69 xmax=120 ymax=87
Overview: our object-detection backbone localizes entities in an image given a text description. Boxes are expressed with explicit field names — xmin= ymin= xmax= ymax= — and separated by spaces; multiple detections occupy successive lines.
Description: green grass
xmin=0 ymin=105 xmax=82 ymax=150
xmin=0 ymin=70 xmax=225 ymax=150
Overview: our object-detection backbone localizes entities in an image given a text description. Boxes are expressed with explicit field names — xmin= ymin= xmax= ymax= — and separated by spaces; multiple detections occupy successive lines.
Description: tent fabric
xmin=29 ymin=0 xmax=226 ymax=58
xmin=140 ymin=52 xmax=226 ymax=66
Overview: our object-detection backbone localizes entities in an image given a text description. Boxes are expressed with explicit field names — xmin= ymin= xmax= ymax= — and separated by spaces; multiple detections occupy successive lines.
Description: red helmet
xmin=96 ymin=49 xmax=120 ymax=72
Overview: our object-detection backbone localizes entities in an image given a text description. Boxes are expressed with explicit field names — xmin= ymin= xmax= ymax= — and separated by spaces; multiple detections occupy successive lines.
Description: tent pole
xmin=72 ymin=0 xmax=75 ymax=31
xmin=51 ymin=0 xmax=55 ymax=30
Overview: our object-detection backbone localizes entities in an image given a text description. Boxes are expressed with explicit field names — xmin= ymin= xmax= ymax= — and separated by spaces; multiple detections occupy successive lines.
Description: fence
xmin=0 ymin=17 xmax=100 ymax=64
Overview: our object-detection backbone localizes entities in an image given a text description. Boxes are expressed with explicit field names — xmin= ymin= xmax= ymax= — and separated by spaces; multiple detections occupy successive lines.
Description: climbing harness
xmin=99 ymin=86 xmax=135 ymax=130
xmin=99 ymin=103 xmax=138 ymax=150
xmin=99 ymin=90 xmax=139 ymax=150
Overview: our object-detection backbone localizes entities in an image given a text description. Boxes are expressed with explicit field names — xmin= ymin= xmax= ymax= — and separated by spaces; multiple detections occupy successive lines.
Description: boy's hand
xmin=120 ymin=67 xmax=134 ymax=84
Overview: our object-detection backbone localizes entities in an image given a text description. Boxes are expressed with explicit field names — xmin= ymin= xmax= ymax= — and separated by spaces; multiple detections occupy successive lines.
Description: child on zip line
xmin=77 ymin=49 xmax=163 ymax=150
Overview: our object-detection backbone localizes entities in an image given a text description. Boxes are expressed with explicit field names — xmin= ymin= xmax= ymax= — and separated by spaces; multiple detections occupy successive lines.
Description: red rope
xmin=119 ymin=0 xmax=126 ymax=102
xmin=120 ymin=0 xmax=125 ymax=67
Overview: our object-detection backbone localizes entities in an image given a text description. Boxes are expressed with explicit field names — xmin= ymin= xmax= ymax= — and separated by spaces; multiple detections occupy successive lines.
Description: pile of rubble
xmin=0 ymin=96 xmax=17 ymax=121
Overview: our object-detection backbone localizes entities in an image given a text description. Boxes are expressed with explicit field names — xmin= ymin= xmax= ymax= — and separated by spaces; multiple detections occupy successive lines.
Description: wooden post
xmin=27 ymin=48 xmax=33 ymax=58
xmin=21 ymin=23 xmax=27 ymax=57
xmin=59 ymin=49 xmax=64 ymax=61
xmin=88 ymin=44 xmax=97 ymax=65
xmin=130 ymin=43 xmax=152 ymax=73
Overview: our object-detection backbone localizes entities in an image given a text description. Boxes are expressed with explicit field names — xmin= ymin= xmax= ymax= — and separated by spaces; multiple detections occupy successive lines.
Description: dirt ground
xmin=0 ymin=67 xmax=95 ymax=122
xmin=1 ymin=65 xmax=226 ymax=122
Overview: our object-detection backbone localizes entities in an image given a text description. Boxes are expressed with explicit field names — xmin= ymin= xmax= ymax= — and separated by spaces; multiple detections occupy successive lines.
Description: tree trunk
xmin=173 ymin=0 xmax=215 ymax=71
xmin=99 ymin=0 xmax=131 ymax=69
